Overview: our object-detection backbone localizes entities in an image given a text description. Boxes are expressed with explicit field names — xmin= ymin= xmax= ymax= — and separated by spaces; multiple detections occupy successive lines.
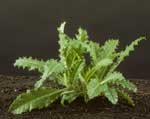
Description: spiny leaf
xmin=102 ymin=72 xmax=137 ymax=92
xmin=76 ymin=28 xmax=89 ymax=42
xmin=35 ymin=59 xmax=64 ymax=88
xmin=100 ymin=39 xmax=119 ymax=59
xmin=57 ymin=22 xmax=72 ymax=64
xmin=10 ymin=22 xmax=145 ymax=114
xmin=87 ymin=41 xmax=101 ymax=63
xmin=44 ymin=59 xmax=64 ymax=78
xmin=116 ymin=79 xmax=137 ymax=92
xmin=14 ymin=57 xmax=45 ymax=73
xmin=117 ymin=90 xmax=135 ymax=106
xmin=9 ymin=88 xmax=64 ymax=114
xmin=109 ymin=37 xmax=146 ymax=73
xmin=69 ymin=39 xmax=88 ymax=53
xmin=101 ymin=72 xmax=124 ymax=85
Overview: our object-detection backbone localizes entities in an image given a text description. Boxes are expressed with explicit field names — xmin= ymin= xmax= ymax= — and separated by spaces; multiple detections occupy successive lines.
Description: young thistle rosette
xmin=9 ymin=22 xmax=146 ymax=114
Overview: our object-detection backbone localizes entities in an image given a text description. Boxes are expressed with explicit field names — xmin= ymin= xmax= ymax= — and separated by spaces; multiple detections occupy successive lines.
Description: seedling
xmin=9 ymin=22 xmax=146 ymax=114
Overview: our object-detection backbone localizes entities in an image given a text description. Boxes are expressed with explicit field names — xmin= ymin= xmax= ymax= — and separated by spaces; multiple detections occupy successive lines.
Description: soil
xmin=0 ymin=75 xmax=150 ymax=119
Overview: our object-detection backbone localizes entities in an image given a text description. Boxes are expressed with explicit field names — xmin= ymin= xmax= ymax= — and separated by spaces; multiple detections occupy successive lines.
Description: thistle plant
xmin=9 ymin=22 xmax=146 ymax=114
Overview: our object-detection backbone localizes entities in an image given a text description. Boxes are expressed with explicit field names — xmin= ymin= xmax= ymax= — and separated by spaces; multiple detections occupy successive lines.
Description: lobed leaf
xmin=100 ymin=39 xmax=119 ymax=59
xmin=76 ymin=28 xmax=89 ymax=42
xmin=35 ymin=59 xmax=64 ymax=88
xmin=57 ymin=22 xmax=72 ymax=64
xmin=10 ymin=22 xmax=146 ymax=114
xmin=14 ymin=57 xmax=45 ymax=73
xmin=102 ymin=72 xmax=137 ymax=92
xmin=109 ymin=37 xmax=146 ymax=73
xmin=87 ymin=41 xmax=101 ymax=63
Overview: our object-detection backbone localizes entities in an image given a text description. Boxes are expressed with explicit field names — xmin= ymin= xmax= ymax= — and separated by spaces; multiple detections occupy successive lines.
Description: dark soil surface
xmin=0 ymin=75 xmax=150 ymax=119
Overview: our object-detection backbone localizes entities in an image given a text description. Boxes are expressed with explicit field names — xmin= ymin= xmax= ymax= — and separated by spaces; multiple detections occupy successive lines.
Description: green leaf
xmin=57 ymin=22 xmax=72 ymax=64
xmin=57 ymin=22 xmax=66 ymax=33
xmin=96 ymin=58 xmax=113 ymax=67
xmin=35 ymin=59 xmax=64 ymax=88
xmin=69 ymin=39 xmax=88 ymax=53
xmin=102 ymin=72 xmax=137 ymax=92
xmin=88 ymin=78 xmax=119 ymax=104
xmin=9 ymin=88 xmax=64 ymax=114
xmin=14 ymin=57 xmax=45 ymax=73
xmin=101 ymin=72 xmax=124 ymax=84
xmin=100 ymin=39 xmax=119 ymax=59
xmin=76 ymin=28 xmax=89 ymax=42
xmin=104 ymin=87 xmax=118 ymax=104
xmin=70 ymin=60 xmax=85 ymax=84
xmin=87 ymin=39 xmax=118 ymax=64
xmin=43 ymin=59 xmax=64 ymax=78
xmin=87 ymin=79 xmax=106 ymax=99
xmin=85 ymin=59 xmax=113 ymax=81
xmin=109 ymin=37 xmax=146 ymax=73
xmin=116 ymin=79 xmax=137 ymax=92
xmin=61 ymin=90 xmax=79 ymax=105
xmin=87 ymin=41 xmax=101 ymax=63
xmin=117 ymin=90 xmax=135 ymax=106
xmin=87 ymin=79 xmax=118 ymax=104
xmin=64 ymin=47 xmax=83 ymax=68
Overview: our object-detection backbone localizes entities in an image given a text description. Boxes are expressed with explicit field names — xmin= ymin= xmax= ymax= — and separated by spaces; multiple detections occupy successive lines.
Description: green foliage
xmin=9 ymin=88 xmax=64 ymax=114
xmin=35 ymin=59 xmax=64 ymax=88
xmin=117 ymin=90 xmax=135 ymax=106
xmin=14 ymin=57 xmax=45 ymax=73
xmin=9 ymin=22 xmax=146 ymax=114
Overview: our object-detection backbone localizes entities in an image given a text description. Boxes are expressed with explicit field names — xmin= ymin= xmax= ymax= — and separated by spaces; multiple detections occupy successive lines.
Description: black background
xmin=0 ymin=0 xmax=150 ymax=78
